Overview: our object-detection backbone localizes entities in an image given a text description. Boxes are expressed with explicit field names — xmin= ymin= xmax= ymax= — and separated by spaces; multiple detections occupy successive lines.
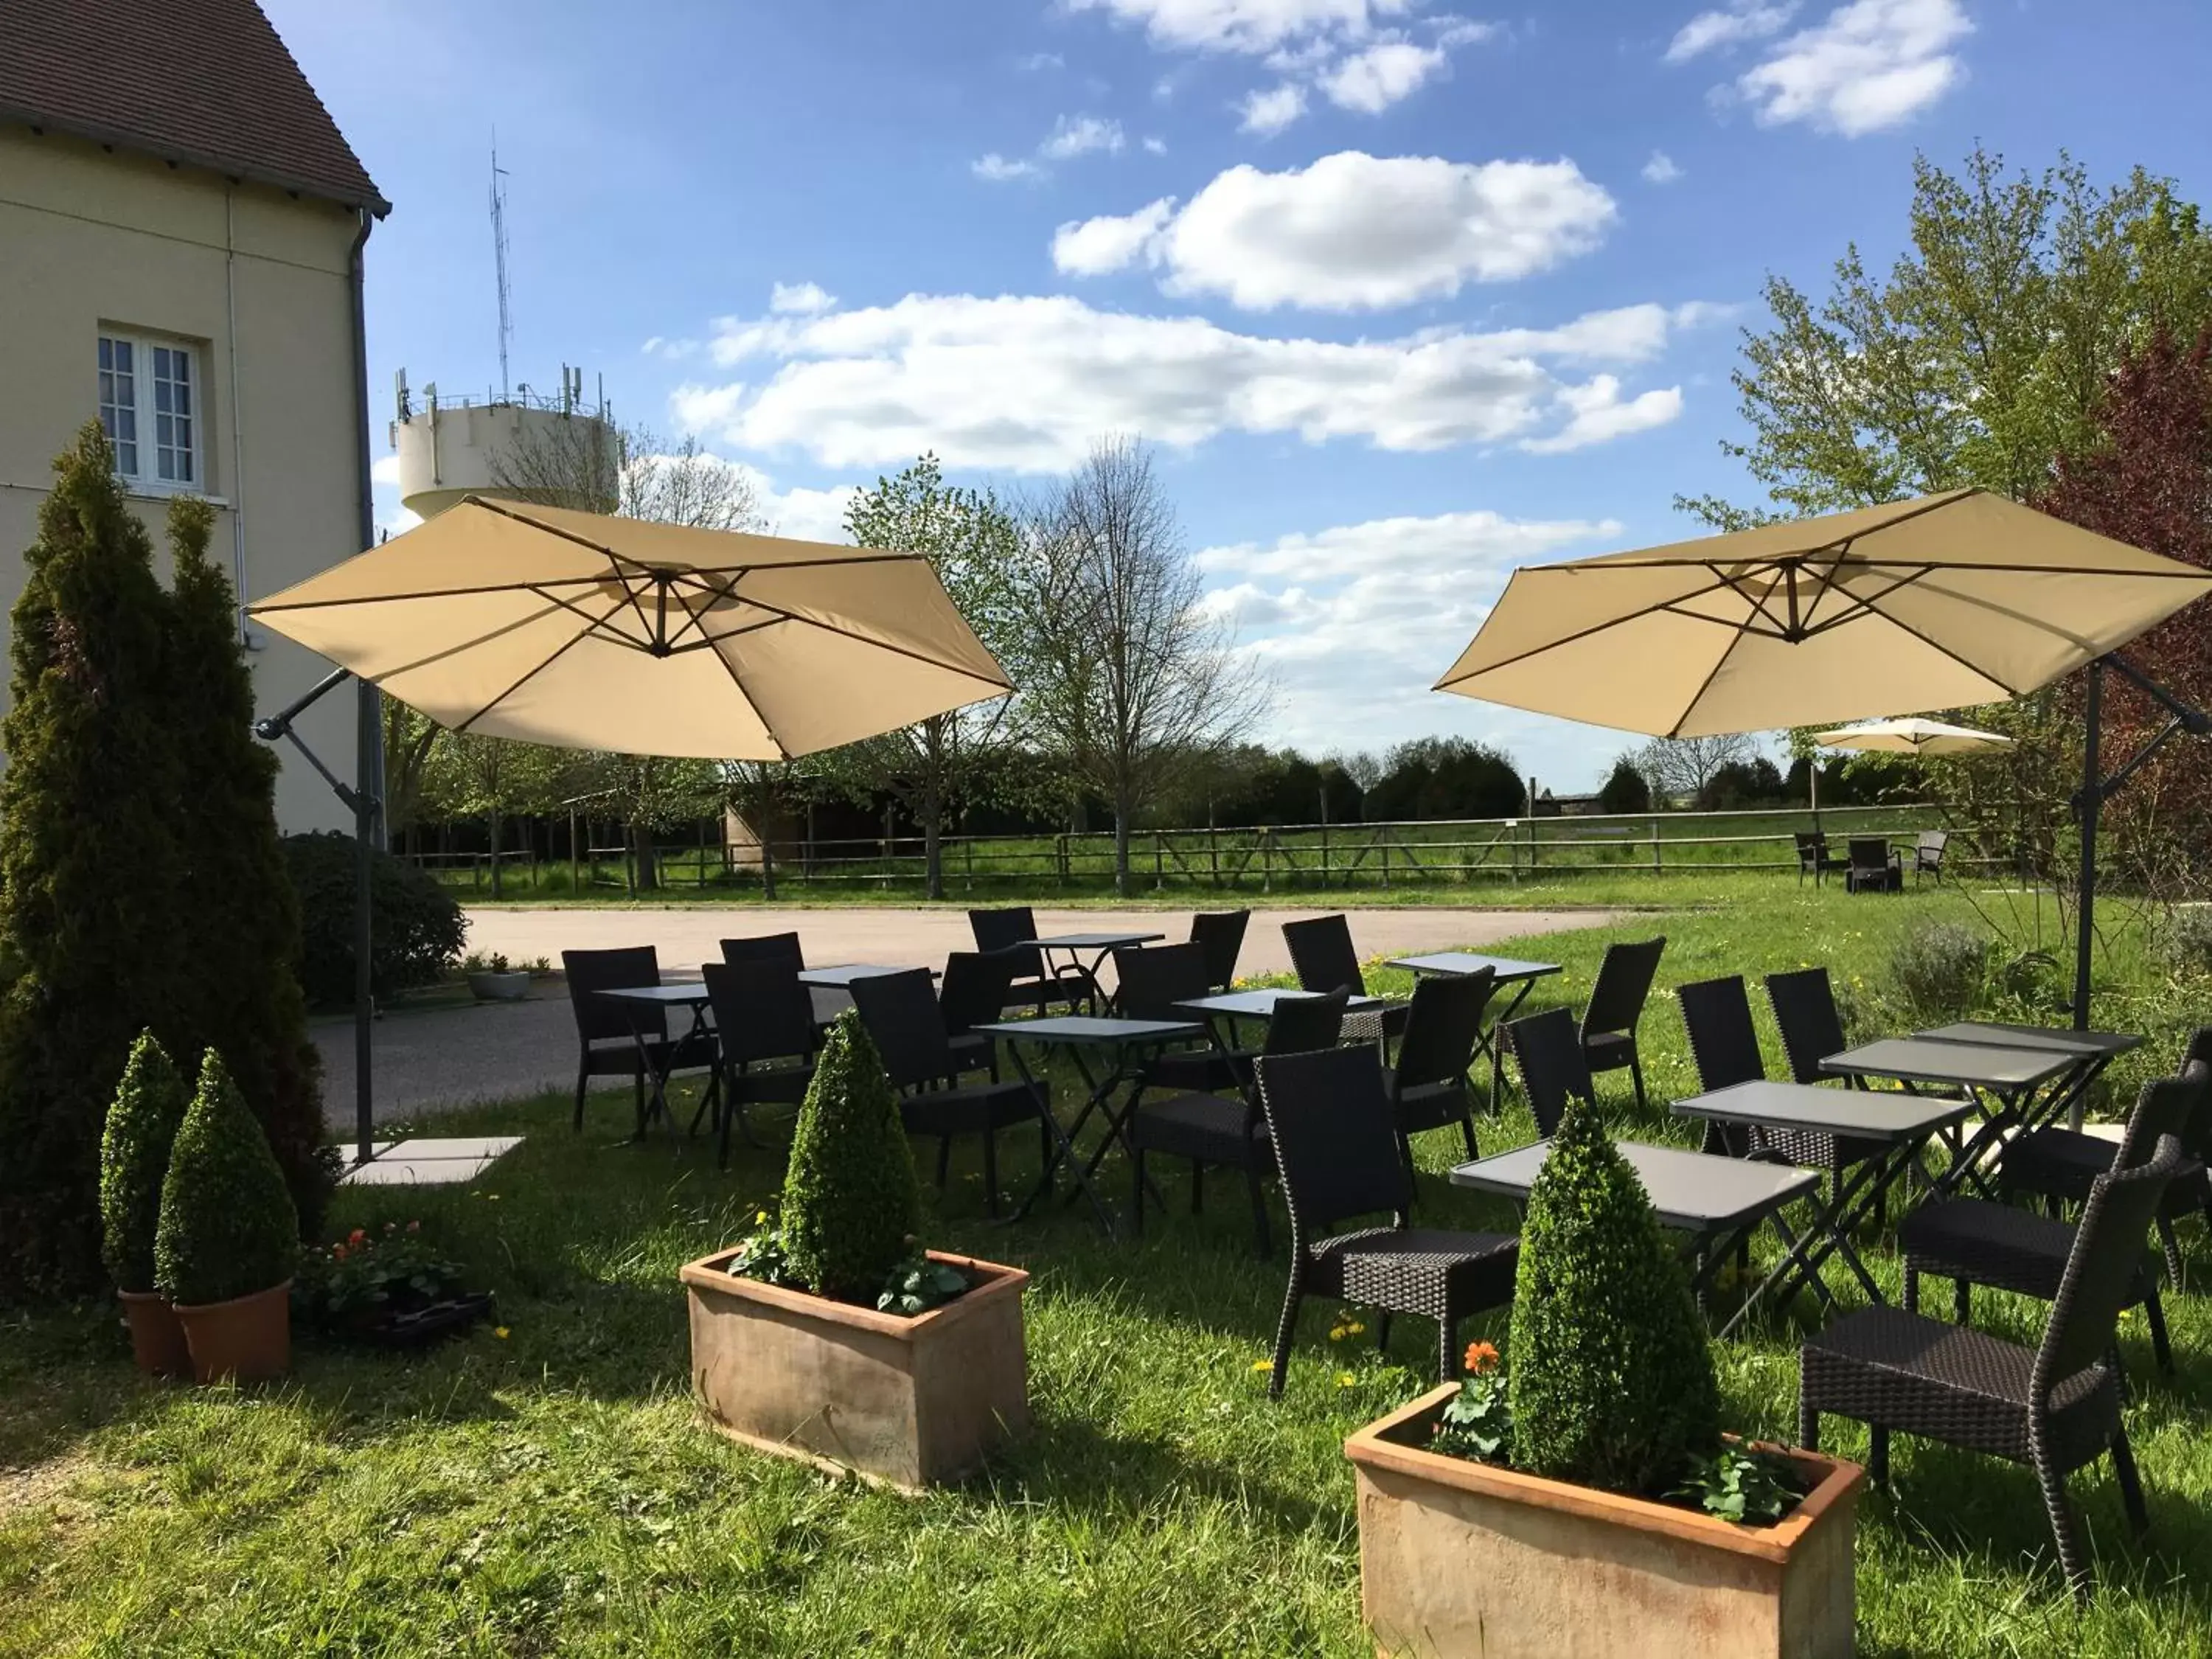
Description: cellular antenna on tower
xmin=490 ymin=137 xmax=513 ymax=398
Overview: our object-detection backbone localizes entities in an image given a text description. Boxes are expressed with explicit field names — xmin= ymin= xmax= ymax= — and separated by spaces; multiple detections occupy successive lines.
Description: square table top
xmin=1387 ymin=953 xmax=1562 ymax=982
xmin=1676 ymin=1078 xmax=1976 ymax=1140
xmin=1175 ymin=988 xmax=1388 ymax=1018
xmin=1913 ymin=1020 xmax=2146 ymax=1058
xmin=1821 ymin=1037 xmax=2075 ymax=1091
xmin=1451 ymin=1138 xmax=1820 ymax=1234
xmin=973 ymin=1015 xmax=1202 ymax=1044
xmin=1029 ymin=931 xmax=1169 ymax=950
xmin=797 ymin=964 xmax=938 ymax=989
xmin=594 ymin=982 xmax=711 ymax=1006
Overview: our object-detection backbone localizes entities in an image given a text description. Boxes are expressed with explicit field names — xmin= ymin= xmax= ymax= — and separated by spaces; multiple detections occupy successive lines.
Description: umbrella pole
xmin=2071 ymin=664 xmax=2101 ymax=1034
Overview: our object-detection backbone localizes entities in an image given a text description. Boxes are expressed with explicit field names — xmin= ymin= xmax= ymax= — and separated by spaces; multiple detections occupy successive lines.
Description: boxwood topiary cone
xmin=1508 ymin=1094 xmax=1720 ymax=1496
xmin=154 ymin=1051 xmax=299 ymax=1307
xmin=100 ymin=1032 xmax=192 ymax=1293
xmin=781 ymin=1012 xmax=921 ymax=1303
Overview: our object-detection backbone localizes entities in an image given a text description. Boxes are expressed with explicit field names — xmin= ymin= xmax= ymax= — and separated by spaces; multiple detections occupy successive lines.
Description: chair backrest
xmin=2115 ymin=1060 xmax=2206 ymax=1170
xmin=1255 ymin=1043 xmax=1412 ymax=1232
xmin=1793 ymin=832 xmax=1825 ymax=873
xmin=1507 ymin=1006 xmax=1596 ymax=1138
xmin=1394 ymin=970 xmax=1495 ymax=1093
xmin=1263 ymin=990 xmax=1349 ymax=1058
xmin=968 ymin=907 xmax=1044 ymax=980
xmin=1677 ymin=975 xmax=1766 ymax=1093
xmin=702 ymin=957 xmax=815 ymax=1068
xmin=1846 ymin=838 xmax=1889 ymax=872
xmin=720 ymin=931 xmax=804 ymax=970
xmin=938 ymin=950 xmax=1019 ymax=1037
xmin=2176 ymin=1028 xmax=2212 ymax=1158
xmin=1764 ymin=967 xmax=1848 ymax=1085
xmin=1189 ymin=910 xmax=1250 ymax=991
xmin=1916 ymin=830 xmax=1947 ymax=860
xmin=849 ymin=968 xmax=957 ymax=1091
xmin=2037 ymin=1135 xmax=2184 ymax=1398
xmin=1112 ymin=942 xmax=1211 ymax=1024
xmin=1281 ymin=914 xmax=1366 ymax=997
xmin=563 ymin=946 xmax=663 ymax=1043
xmin=1580 ymin=937 xmax=1666 ymax=1042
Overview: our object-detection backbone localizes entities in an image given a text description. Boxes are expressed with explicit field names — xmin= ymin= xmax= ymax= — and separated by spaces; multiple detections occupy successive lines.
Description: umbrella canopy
xmin=1435 ymin=490 xmax=2212 ymax=737
xmin=1814 ymin=717 xmax=2013 ymax=756
xmin=248 ymin=496 xmax=1014 ymax=759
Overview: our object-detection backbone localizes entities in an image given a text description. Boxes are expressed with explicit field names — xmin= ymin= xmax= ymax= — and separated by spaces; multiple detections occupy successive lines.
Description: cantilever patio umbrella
xmin=1435 ymin=488 xmax=2212 ymax=1024
xmin=248 ymin=495 xmax=1016 ymax=1163
xmin=1814 ymin=717 xmax=2012 ymax=757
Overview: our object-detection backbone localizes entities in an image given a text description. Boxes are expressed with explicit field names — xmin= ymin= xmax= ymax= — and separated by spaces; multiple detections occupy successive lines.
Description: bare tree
xmin=1632 ymin=733 xmax=1757 ymax=807
xmin=1017 ymin=436 xmax=1267 ymax=894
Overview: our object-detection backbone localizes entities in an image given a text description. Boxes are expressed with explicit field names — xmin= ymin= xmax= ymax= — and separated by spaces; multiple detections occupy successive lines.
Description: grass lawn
xmin=4 ymin=882 xmax=2208 ymax=1655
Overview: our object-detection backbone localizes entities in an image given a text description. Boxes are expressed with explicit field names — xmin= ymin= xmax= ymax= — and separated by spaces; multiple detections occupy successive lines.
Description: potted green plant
xmin=681 ymin=1012 xmax=1029 ymax=1489
xmin=100 ymin=1033 xmax=194 ymax=1377
xmin=292 ymin=1220 xmax=494 ymax=1348
xmin=154 ymin=1051 xmax=300 ymax=1384
xmin=1343 ymin=1098 xmax=1862 ymax=1658
xmin=465 ymin=951 xmax=531 ymax=1002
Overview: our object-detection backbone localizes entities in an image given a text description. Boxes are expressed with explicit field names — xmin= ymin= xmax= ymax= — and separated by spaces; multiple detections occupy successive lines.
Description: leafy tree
xmin=154 ymin=1051 xmax=299 ymax=1306
xmin=1697 ymin=757 xmax=1787 ymax=810
xmin=779 ymin=1012 xmax=922 ymax=1303
xmin=583 ymin=751 xmax=720 ymax=891
xmin=444 ymin=730 xmax=564 ymax=898
xmin=1631 ymin=734 xmax=1756 ymax=807
xmin=100 ymin=1034 xmax=191 ymax=1293
xmin=1364 ymin=737 xmax=1523 ymax=821
xmin=1598 ymin=756 xmax=1651 ymax=815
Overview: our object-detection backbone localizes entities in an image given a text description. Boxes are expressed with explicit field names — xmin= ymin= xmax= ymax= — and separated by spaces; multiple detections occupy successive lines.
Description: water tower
xmin=387 ymin=366 xmax=619 ymax=519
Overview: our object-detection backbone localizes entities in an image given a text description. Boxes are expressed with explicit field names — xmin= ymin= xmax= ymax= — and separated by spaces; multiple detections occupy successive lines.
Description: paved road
xmin=315 ymin=904 xmax=1627 ymax=1130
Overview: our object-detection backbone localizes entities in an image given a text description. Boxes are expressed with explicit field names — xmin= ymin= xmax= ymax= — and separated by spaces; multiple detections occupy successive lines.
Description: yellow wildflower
xmin=1250 ymin=1359 xmax=1272 ymax=1373
xmin=1335 ymin=1372 xmax=1357 ymax=1388
xmin=494 ymin=1326 xmax=510 ymax=1340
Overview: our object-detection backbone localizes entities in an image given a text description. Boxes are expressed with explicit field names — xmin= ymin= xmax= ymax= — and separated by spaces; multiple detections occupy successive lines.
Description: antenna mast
xmin=490 ymin=138 xmax=512 ymax=399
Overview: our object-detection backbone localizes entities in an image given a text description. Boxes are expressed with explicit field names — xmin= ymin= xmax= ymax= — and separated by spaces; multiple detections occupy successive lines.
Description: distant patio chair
xmin=1913 ymin=831 xmax=1949 ymax=884
xmin=1795 ymin=832 xmax=1844 ymax=886
xmin=1504 ymin=1006 xmax=1595 ymax=1138
xmin=1578 ymin=936 xmax=1665 ymax=1109
xmin=1189 ymin=910 xmax=1251 ymax=993
xmin=968 ymin=905 xmax=1092 ymax=1016
xmin=1845 ymin=838 xmax=1902 ymax=894
xmin=561 ymin=945 xmax=716 ymax=1135
xmin=1282 ymin=913 xmax=1409 ymax=1042
xmin=702 ymin=956 xmax=815 ymax=1165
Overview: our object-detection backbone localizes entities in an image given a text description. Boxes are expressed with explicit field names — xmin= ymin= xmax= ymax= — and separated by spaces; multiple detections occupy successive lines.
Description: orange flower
xmin=348 ymin=1228 xmax=368 ymax=1246
xmin=1463 ymin=1340 xmax=1500 ymax=1375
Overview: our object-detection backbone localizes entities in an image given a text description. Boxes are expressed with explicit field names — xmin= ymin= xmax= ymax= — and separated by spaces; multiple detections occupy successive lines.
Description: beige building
xmin=0 ymin=1 xmax=389 ymax=831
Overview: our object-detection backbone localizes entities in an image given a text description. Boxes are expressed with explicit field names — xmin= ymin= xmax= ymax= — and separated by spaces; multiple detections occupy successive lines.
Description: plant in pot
xmin=292 ymin=1220 xmax=494 ymax=1348
xmin=1344 ymin=1098 xmax=1863 ymax=1659
xmin=153 ymin=1051 xmax=300 ymax=1384
xmin=681 ymin=1011 xmax=1029 ymax=1489
xmin=100 ymin=1032 xmax=194 ymax=1377
xmin=464 ymin=951 xmax=531 ymax=1003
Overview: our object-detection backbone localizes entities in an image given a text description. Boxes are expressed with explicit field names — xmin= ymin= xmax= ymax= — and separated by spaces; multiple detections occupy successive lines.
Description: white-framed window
xmin=97 ymin=332 xmax=201 ymax=490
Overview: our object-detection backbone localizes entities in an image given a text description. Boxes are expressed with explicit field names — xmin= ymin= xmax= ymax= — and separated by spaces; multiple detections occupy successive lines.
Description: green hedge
xmin=283 ymin=831 xmax=468 ymax=1007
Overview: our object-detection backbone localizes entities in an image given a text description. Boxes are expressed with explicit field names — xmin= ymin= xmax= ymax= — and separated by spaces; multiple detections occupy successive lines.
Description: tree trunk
xmin=631 ymin=821 xmax=660 ymax=891
xmin=759 ymin=811 xmax=778 ymax=901
xmin=922 ymin=788 xmax=945 ymax=902
xmin=1113 ymin=785 xmax=1133 ymax=897
xmin=486 ymin=810 xmax=502 ymax=900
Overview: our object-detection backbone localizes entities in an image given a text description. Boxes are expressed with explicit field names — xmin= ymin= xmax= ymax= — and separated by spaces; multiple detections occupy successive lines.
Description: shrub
xmin=1598 ymin=757 xmax=1651 ymax=815
xmin=779 ymin=1012 xmax=922 ymax=1303
xmin=100 ymin=1034 xmax=192 ymax=1293
xmin=155 ymin=1052 xmax=299 ymax=1306
xmin=282 ymin=830 xmax=468 ymax=1006
xmin=2156 ymin=905 xmax=2212 ymax=978
xmin=1888 ymin=921 xmax=1989 ymax=1021
xmin=1509 ymin=1096 xmax=1719 ymax=1495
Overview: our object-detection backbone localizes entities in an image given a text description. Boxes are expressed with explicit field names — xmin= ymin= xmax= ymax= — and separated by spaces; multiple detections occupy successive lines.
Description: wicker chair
xmin=1801 ymin=1135 xmax=2185 ymax=1599
xmin=721 ymin=932 xmax=843 ymax=1028
xmin=1845 ymin=837 xmax=1902 ymax=894
xmin=1579 ymin=936 xmax=1665 ymax=1108
xmin=1113 ymin=942 xmax=1241 ymax=1094
xmin=1913 ymin=831 xmax=1950 ymax=885
xmin=938 ymin=949 xmax=1018 ymax=1083
xmin=1677 ymin=975 xmax=1767 ymax=1157
xmin=968 ymin=906 xmax=1093 ymax=1015
xmin=1506 ymin=1006 xmax=1596 ymax=1138
xmin=1281 ymin=913 xmax=1410 ymax=1041
xmin=701 ymin=957 xmax=815 ymax=1166
xmin=1384 ymin=969 xmax=1494 ymax=1169
xmin=1253 ymin=1043 xmax=1519 ymax=1397
xmin=1189 ymin=910 xmax=1251 ymax=994
xmin=562 ymin=946 xmax=717 ymax=1135
xmin=1763 ymin=967 xmax=1891 ymax=1212
xmin=850 ymin=968 xmax=1052 ymax=1216
xmin=1795 ymin=832 xmax=1843 ymax=886
xmin=1126 ymin=990 xmax=1348 ymax=1256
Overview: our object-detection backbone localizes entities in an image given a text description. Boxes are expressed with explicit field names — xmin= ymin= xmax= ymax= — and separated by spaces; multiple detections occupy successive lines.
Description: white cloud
xmin=1641 ymin=150 xmax=1683 ymax=184
xmin=1517 ymin=375 xmax=1684 ymax=453
xmin=1239 ymin=82 xmax=1309 ymax=133
xmin=1664 ymin=1 xmax=1798 ymax=63
xmin=1733 ymin=0 xmax=1971 ymax=135
xmin=370 ymin=453 xmax=403 ymax=485
xmin=769 ymin=281 xmax=837 ymax=316
xmin=667 ymin=290 xmax=1700 ymax=472
xmin=744 ymin=468 xmax=859 ymax=545
xmin=1018 ymin=50 xmax=1066 ymax=70
xmin=973 ymin=151 xmax=1045 ymax=182
xmin=1143 ymin=134 xmax=1169 ymax=154
xmin=1319 ymin=38 xmax=1447 ymax=112
xmin=1054 ymin=153 xmax=1617 ymax=310
xmin=1040 ymin=114 xmax=1127 ymax=159
xmin=1068 ymin=0 xmax=1419 ymax=57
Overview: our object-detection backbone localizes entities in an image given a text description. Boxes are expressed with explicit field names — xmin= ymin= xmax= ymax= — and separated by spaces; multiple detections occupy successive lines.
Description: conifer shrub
xmin=779 ymin=1012 xmax=922 ymax=1303
xmin=1508 ymin=1095 xmax=1721 ymax=1495
xmin=155 ymin=1052 xmax=299 ymax=1307
xmin=100 ymin=1034 xmax=193 ymax=1293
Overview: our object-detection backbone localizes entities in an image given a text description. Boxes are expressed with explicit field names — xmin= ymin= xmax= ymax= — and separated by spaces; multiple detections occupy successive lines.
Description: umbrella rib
xmin=702 ymin=628 xmax=791 ymax=764
xmin=698 ymin=595 xmax=1016 ymax=692
xmin=1434 ymin=566 xmax=1755 ymax=686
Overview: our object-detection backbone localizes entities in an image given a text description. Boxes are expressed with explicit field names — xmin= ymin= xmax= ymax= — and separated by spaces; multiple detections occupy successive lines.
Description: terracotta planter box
xmin=117 ymin=1288 xmax=192 ymax=1379
xmin=681 ymin=1248 xmax=1029 ymax=1490
xmin=1345 ymin=1385 xmax=1863 ymax=1659
xmin=173 ymin=1280 xmax=293 ymax=1385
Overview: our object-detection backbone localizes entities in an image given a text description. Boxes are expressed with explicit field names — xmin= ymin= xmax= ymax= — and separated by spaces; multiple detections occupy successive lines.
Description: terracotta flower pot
xmin=117 ymin=1288 xmax=192 ymax=1379
xmin=172 ymin=1279 xmax=293 ymax=1385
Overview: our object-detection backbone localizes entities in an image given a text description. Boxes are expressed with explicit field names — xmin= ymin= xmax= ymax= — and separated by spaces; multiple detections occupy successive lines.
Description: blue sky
xmin=267 ymin=0 xmax=2212 ymax=790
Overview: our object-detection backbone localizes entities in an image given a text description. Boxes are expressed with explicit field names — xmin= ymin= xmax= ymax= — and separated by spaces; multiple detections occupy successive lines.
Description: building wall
xmin=0 ymin=125 xmax=368 ymax=832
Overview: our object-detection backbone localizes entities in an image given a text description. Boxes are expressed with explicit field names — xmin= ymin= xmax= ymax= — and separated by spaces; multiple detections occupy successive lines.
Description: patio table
xmin=1913 ymin=1020 xmax=2144 ymax=1133
xmin=1028 ymin=931 xmax=1168 ymax=1012
xmin=1174 ymin=987 xmax=1386 ymax=1052
xmin=1820 ymin=1036 xmax=2078 ymax=1196
xmin=594 ymin=982 xmax=718 ymax=1143
xmin=970 ymin=1014 xmax=1202 ymax=1232
xmin=796 ymin=964 xmax=940 ymax=990
xmin=1451 ymin=1138 xmax=1821 ymax=1337
xmin=1385 ymin=952 xmax=1562 ymax=1102
xmin=1674 ymin=1079 xmax=1975 ymax=1322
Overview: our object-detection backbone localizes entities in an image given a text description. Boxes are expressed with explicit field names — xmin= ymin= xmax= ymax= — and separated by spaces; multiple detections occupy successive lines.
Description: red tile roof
xmin=0 ymin=0 xmax=388 ymax=215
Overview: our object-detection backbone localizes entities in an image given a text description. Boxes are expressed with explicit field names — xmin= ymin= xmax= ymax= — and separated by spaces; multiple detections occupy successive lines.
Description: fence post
xmin=1320 ymin=819 xmax=1330 ymax=888
xmin=1380 ymin=830 xmax=1390 ymax=888
xmin=1652 ymin=815 xmax=1662 ymax=874
xmin=1056 ymin=832 xmax=1069 ymax=888
xmin=1153 ymin=832 xmax=1164 ymax=890
xmin=569 ymin=809 xmax=580 ymax=896
xmin=964 ymin=834 xmax=975 ymax=893
xmin=1260 ymin=830 xmax=1273 ymax=894
xmin=1208 ymin=821 xmax=1220 ymax=888
xmin=697 ymin=818 xmax=709 ymax=888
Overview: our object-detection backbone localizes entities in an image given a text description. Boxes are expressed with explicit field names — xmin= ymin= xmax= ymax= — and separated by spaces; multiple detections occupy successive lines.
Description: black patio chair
xmin=1795 ymin=832 xmax=1843 ymax=886
xmin=1801 ymin=1135 xmax=2185 ymax=1599
xmin=1281 ymin=913 xmax=1409 ymax=1041
xmin=849 ymin=967 xmax=1052 ymax=1216
xmin=937 ymin=949 xmax=1018 ymax=1083
xmin=1126 ymin=989 xmax=1349 ymax=1256
xmin=1189 ymin=910 xmax=1251 ymax=993
xmin=969 ymin=906 xmax=1093 ymax=1016
xmin=562 ymin=946 xmax=716 ymax=1134
xmin=1846 ymin=837 xmax=1902 ymax=894
xmin=1764 ymin=967 xmax=1891 ymax=1216
xmin=1677 ymin=975 xmax=1766 ymax=1157
xmin=701 ymin=957 xmax=816 ymax=1166
xmin=1253 ymin=1043 xmax=1519 ymax=1397
xmin=1384 ymin=968 xmax=1494 ymax=1170
xmin=1506 ymin=1006 xmax=1596 ymax=1138
xmin=720 ymin=931 xmax=804 ymax=969
xmin=1579 ymin=936 xmax=1665 ymax=1109
xmin=1913 ymin=831 xmax=1950 ymax=885
xmin=1899 ymin=1065 xmax=2204 ymax=1374
xmin=1113 ymin=942 xmax=1239 ymax=1094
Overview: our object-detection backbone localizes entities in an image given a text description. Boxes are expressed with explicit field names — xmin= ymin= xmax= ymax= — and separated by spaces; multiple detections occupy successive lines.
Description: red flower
xmin=406 ymin=1220 xmax=420 ymax=1234
xmin=1463 ymin=1340 xmax=1501 ymax=1376
xmin=348 ymin=1228 xmax=368 ymax=1246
